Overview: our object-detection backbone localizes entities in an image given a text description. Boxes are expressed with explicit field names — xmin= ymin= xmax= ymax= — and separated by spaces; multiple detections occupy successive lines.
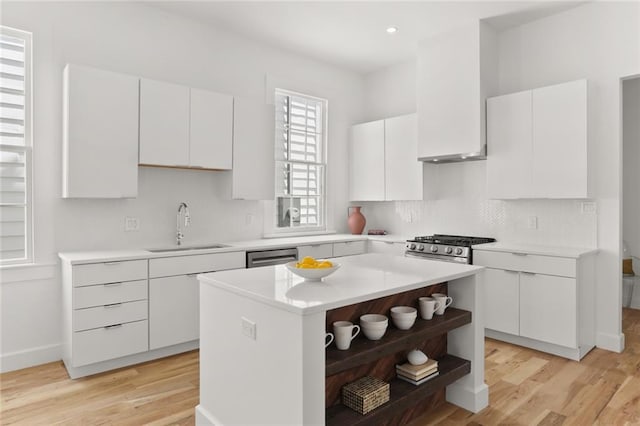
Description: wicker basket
xmin=342 ymin=376 xmax=390 ymax=415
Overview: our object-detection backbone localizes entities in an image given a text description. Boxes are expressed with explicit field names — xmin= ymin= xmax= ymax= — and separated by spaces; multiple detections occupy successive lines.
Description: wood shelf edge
xmin=325 ymin=354 xmax=471 ymax=426
xmin=326 ymin=308 xmax=471 ymax=377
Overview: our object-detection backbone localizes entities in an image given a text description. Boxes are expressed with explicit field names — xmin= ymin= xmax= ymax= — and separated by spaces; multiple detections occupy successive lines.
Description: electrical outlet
xmin=581 ymin=202 xmax=597 ymax=214
xmin=241 ymin=317 xmax=256 ymax=340
xmin=246 ymin=214 xmax=254 ymax=225
xmin=527 ymin=216 xmax=538 ymax=230
xmin=124 ymin=217 xmax=140 ymax=232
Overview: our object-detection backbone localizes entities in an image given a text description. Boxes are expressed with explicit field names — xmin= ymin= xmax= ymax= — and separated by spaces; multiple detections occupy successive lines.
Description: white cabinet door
xmin=532 ymin=80 xmax=588 ymax=198
xmin=483 ymin=268 xmax=519 ymax=335
xmin=349 ymin=120 xmax=385 ymax=201
xmin=519 ymin=273 xmax=577 ymax=348
xmin=190 ymin=88 xmax=233 ymax=170
xmin=232 ymin=97 xmax=275 ymax=200
xmin=385 ymin=114 xmax=422 ymax=201
xmin=149 ymin=275 xmax=199 ymax=350
xmin=486 ymin=90 xmax=533 ymax=199
xmin=332 ymin=240 xmax=367 ymax=257
xmin=139 ymin=78 xmax=190 ymax=167
xmin=62 ymin=64 xmax=139 ymax=198
xmin=297 ymin=244 xmax=333 ymax=259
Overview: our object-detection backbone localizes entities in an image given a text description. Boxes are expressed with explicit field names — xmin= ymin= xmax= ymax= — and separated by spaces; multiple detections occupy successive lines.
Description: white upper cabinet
xmin=139 ymin=78 xmax=190 ymax=167
xmin=63 ymin=64 xmax=139 ymax=198
xmin=417 ymin=20 xmax=497 ymax=162
xmin=487 ymin=79 xmax=589 ymax=199
xmin=232 ymin=97 xmax=275 ymax=200
xmin=349 ymin=120 xmax=385 ymax=201
xmin=384 ymin=114 xmax=422 ymax=200
xmin=190 ymin=88 xmax=233 ymax=170
xmin=532 ymin=80 xmax=588 ymax=198
xmin=349 ymin=114 xmax=422 ymax=201
xmin=486 ymin=90 xmax=533 ymax=199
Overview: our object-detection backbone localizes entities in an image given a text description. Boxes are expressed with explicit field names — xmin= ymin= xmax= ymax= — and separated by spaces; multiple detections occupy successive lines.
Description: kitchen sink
xmin=146 ymin=244 xmax=229 ymax=253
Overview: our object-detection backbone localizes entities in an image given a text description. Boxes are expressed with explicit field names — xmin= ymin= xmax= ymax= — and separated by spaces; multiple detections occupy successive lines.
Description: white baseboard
xmin=0 ymin=343 xmax=62 ymax=373
xmin=596 ymin=331 xmax=625 ymax=352
xmin=446 ymin=382 xmax=489 ymax=413
xmin=196 ymin=405 xmax=222 ymax=426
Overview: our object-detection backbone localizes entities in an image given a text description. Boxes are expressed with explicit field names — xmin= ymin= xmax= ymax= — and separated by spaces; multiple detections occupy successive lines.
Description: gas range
xmin=405 ymin=234 xmax=496 ymax=264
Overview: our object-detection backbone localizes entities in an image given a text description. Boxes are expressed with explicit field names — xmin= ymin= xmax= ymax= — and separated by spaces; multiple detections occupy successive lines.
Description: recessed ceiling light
xmin=386 ymin=26 xmax=398 ymax=34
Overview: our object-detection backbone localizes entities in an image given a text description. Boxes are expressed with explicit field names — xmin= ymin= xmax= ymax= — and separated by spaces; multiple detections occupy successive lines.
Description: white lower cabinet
xmin=519 ymin=273 xmax=576 ymax=348
xmin=149 ymin=275 xmax=199 ymax=350
xmin=72 ymin=320 xmax=149 ymax=367
xmin=475 ymin=246 xmax=595 ymax=360
xmin=297 ymin=243 xmax=333 ymax=259
xmin=148 ymin=251 xmax=245 ymax=350
xmin=483 ymin=268 xmax=519 ymax=336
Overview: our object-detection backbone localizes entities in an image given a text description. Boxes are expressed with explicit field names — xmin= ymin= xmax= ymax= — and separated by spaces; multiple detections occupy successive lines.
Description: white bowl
xmin=360 ymin=314 xmax=388 ymax=340
xmin=390 ymin=306 xmax=417 ymax=317
xmin=391 ymin=316 xmax=416 ymax=330
xmin=285 ymin=261 xmax=340 ymax=282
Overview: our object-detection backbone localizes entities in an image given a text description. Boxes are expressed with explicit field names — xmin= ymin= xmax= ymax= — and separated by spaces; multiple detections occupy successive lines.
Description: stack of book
xmin=395 ymin=359 xmax=439 ymax=385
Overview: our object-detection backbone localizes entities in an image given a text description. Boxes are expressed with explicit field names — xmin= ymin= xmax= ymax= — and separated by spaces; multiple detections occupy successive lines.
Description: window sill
xmin=0 ymin=262 xmax=57 ymax=283
xmin=262 ymin=230 xmax=337 ymax=239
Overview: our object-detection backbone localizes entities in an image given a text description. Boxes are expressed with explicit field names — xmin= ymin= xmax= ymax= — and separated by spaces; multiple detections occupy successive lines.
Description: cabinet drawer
xmin=72 ymin=320 xmax=148 ymax=367
xmin=149 ymin=251 xmax=245 ymax=278
xmin=368 ymin=241 xmax=405 ymax=255
xmin=73 ymin=280 xmax=147 ymax=309
xmin=73 ymin=300 xmax=147 ymax=332
xmin=332 ymin=240 xmax=367 ymax=257
xmin=72 ymin=260 xmax=148 ymax=287
xmin=474 ymin=250 xmax=576 ymax=277
xmin=297 ymin=244 xmax=333 ymax=259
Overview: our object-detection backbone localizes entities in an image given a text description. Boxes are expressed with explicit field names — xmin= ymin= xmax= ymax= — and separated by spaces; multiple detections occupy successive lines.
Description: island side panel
xmin=197 ymin=281 xmax=325 ymax=426
xmin=446 ymin=273 xmax=488 ymax=413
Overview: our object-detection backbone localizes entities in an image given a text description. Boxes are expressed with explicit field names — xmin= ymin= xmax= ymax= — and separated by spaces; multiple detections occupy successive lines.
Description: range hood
xmin=416 ymin=20 xmax=497 ymax=163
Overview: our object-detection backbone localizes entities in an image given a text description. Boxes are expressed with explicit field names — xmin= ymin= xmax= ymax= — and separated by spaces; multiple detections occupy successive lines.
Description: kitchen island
xmin=196 ymin=253 xmax=486 ymax=425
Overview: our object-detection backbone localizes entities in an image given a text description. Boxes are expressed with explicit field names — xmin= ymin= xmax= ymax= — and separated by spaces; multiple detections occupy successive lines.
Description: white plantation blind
xmin=274 ymin=90 xmax=326 ymax=230
xmin=0 ymin=27 xmax=32 ymax=264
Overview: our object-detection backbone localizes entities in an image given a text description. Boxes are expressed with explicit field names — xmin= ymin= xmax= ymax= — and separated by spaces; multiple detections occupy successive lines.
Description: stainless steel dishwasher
xmin=246 ymin=247 xmax=298 ymax=268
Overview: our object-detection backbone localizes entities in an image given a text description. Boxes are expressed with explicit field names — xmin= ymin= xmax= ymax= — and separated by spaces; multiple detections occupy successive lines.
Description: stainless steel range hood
xmin=418 ymin=145 xmax=487 ymax=164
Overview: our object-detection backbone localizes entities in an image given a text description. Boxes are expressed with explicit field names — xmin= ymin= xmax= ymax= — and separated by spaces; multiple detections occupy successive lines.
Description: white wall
xmin=0 ymin=2 xmax=364 ymax=371
xmin=362 ymin=59 xmax=416 ymax=122
xmin=361 ymin=2 xmax=639 ymax=351
xmin=623 ymin=78 xmax=640 ymax=261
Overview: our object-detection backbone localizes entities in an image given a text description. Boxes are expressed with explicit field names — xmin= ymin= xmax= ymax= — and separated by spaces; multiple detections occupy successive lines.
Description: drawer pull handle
xmin=521 ymin=271 xmax=536 ymax=276
xmin=512 ymin=252 xmax=528 ymax=256
xmin=505 ymin=270 xmax=519 ymax=274
xmin=104 ymin=261 xmax=123 ymax=265
xmin=104 ymin=282 xmax=122 ymax=287
xmin=104 ymin=324 xmax=122 ymax=330
xmin=310 ymin=244 xmax=320 ymax=248
xmin=385 ymin=241 xmax=394 ymax=244
xmin=104 ymin=303 xmax=122 ymax=309
xmin=187 ymin=273 xmax=198 ymax=278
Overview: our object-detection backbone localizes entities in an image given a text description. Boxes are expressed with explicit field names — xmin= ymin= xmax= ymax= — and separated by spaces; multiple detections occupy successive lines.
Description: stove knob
xmin=455 ymin=247 xmax=463 ymax=255
xmin=445 ymin=247 xmax=453 ymax=254
xmin=430 ymin=245 xmax=438 ymax=253
xmin=409 ymin=243 xmax=416 ymax=250
xmin=417 ymin=244 xmax=425 ymax=251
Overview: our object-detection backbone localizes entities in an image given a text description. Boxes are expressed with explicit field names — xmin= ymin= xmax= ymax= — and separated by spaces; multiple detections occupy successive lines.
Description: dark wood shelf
xmin=326 ymin=354 xmax=471 ymax=426
xmin=326 ymin=308 xmax=471 ymax=377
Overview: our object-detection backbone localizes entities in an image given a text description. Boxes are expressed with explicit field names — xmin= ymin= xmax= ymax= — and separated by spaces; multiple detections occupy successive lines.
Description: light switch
xmin=527 ymin=216 xmax=538 ymax=230
xmin=124 ymin=217 xmax=140 ymax=231
xmin=241 ymin=317 xmax=256 ymax=340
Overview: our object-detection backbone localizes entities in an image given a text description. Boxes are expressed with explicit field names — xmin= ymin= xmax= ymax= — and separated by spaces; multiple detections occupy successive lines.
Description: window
xmin=0 ymin=26 xmax=32 ymax=265
xmin=274 ymin=89 xmax=327 ymax=232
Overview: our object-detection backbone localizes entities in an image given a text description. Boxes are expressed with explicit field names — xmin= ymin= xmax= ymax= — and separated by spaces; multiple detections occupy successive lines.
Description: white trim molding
xmin=596 ymin=331 xmax=625 ymax=353
xmin=0 ymin=262 xmax=57 ymax=283
xmin=0 ymin=343 xmax=61 ymax=373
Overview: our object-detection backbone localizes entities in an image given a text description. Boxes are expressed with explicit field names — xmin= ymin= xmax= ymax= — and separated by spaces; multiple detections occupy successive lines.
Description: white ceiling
xmin=149 ymin=1 xmax=583 ymax=75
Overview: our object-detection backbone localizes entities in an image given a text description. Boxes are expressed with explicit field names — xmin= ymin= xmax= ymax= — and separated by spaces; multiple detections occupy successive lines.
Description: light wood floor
xmin=2 ymin=309 xmax=639 ymax=425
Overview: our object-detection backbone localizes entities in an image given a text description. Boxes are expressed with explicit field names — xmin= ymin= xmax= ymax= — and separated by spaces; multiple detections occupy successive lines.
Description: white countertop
xmin=472 ymin=242 xmax=598 ymax=259
xmin=198 ymin=253 xmax=483 ymax=315
xmin=58 ymin=234 xmax=409 ymax=264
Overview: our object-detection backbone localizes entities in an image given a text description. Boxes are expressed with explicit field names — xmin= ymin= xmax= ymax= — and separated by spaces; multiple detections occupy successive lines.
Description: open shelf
xmin=325 ymin=354 xmax=470 ymax=426
xmin=326 ymin=308 xmax=471 ymax=377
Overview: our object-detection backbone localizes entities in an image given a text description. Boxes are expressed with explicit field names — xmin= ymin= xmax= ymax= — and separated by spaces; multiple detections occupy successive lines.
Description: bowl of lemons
xmin=285 ymin=256 xmax=341 ymax=282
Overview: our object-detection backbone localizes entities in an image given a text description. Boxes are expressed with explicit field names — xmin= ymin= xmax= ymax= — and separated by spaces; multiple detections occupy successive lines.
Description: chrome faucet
xmin=176 ymin=202 xmax=191 ymax=246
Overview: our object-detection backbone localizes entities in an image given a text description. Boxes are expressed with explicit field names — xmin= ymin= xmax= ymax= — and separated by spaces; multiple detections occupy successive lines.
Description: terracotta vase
xmin=347 ymin=206 xmax=366 ymax=235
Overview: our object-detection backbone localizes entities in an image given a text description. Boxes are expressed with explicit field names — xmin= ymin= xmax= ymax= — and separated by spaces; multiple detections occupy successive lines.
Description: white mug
xmin=325 ymin=332 xmax=335 ymax=348
xmin=431 ymin=293 xmax=453 ymax=315
xmin=418 ymin=297 xmax=442 ymax=320
xmin=333 ymin=321 xmax=361 ymax=350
